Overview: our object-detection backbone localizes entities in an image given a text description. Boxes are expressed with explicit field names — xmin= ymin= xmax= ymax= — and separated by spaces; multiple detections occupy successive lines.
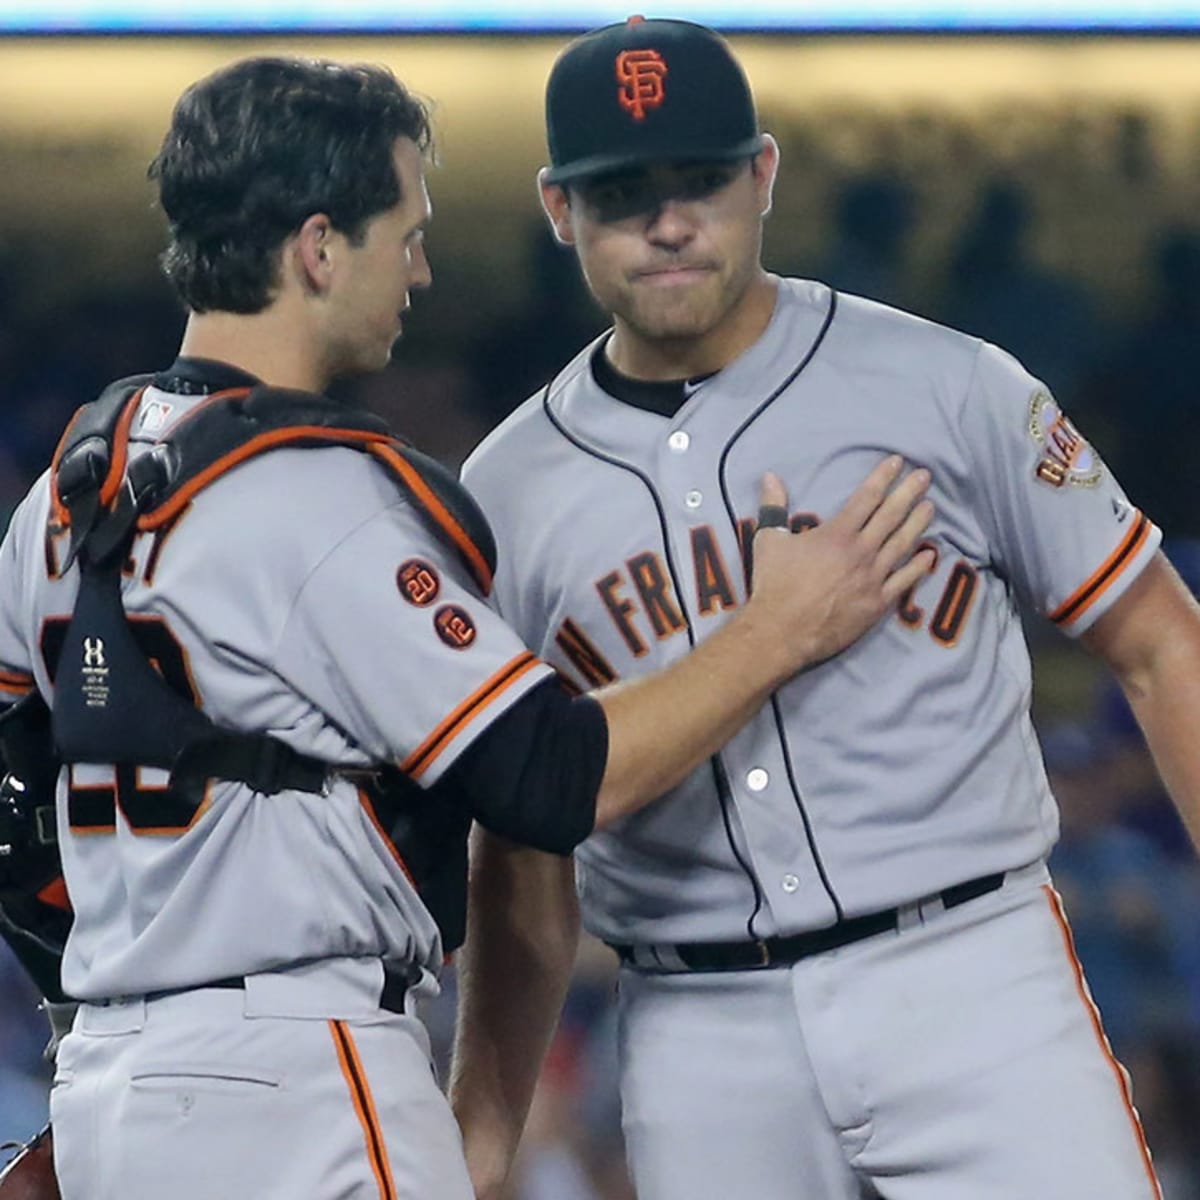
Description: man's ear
xmin=294 ymin=213 xmax=336 ymax=292
xmin=537 ymin=169 xmax=576 ymax=247
xmin=754 ymin=134 xmax=781 ymax=218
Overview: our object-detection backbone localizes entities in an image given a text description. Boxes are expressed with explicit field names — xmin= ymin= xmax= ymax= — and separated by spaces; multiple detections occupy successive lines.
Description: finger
xmin=859 ymin=467 xmax=931 ymax=550
xmin=880 ymin=546 xmax=938 ymax=608
xmin=875 ymin=499 xmax=935 ymax=575
xmin=756 ymin=472 xmax=790 ymax=532
xmin=829 ymin=455 xmax=904 ymax=532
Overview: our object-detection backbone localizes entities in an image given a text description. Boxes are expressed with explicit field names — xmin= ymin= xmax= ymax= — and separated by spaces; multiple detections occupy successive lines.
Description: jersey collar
xmin=152 ymin=356 xmax=263 ymax=396
xmin=589 ymin=339 xmax=714 ymax=418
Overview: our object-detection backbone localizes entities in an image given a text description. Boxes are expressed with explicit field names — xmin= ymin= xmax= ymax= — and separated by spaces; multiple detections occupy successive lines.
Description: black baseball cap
xmin=544 ymin=16 xmax=764 ymax=185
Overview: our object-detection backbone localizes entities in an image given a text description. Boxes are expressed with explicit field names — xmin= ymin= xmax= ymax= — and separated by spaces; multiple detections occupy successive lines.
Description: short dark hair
xmin=149 ymin=57 xmax=433 ymax=314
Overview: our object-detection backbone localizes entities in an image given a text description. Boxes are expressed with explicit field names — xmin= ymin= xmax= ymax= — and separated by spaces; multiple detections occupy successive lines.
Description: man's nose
xmin=645 ymin=197 xmax=696 ymax=245
xmin=410 ymin=240 xmax=432 ymax=289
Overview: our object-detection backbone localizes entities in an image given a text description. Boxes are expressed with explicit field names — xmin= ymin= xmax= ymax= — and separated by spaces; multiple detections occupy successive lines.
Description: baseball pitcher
xmin=452 ymin=18 xmax=1200 ymax=1200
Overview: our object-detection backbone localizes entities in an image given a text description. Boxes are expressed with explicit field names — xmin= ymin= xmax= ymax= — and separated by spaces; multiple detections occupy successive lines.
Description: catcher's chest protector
xmin=45 ymin=378 xmax=496 ymax=947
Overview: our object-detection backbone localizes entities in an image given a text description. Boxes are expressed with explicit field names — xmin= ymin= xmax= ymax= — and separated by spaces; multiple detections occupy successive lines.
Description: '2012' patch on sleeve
xmin=1028 ymin=390 xmax=1103 ymax=489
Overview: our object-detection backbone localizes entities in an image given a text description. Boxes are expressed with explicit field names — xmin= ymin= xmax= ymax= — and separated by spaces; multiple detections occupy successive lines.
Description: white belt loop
xmin=78 ymin=996 xmax=147 ymax=1035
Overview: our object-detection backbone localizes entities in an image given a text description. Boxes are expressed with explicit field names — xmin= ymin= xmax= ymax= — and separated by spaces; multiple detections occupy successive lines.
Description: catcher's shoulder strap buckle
xmin=51 ymin=376 xmax=153 ymax=572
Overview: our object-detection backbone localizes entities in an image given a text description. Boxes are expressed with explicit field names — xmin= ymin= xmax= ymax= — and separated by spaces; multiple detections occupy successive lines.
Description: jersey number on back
xmin=39 ymin=615 xmax=204 ymax=835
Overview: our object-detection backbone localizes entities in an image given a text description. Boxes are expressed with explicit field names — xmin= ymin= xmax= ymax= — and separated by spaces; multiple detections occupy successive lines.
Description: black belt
xmin=139 ymin=963 xmax=420 ymax=1014
xmin=611 ymin=871 xmax=1006 ymax=972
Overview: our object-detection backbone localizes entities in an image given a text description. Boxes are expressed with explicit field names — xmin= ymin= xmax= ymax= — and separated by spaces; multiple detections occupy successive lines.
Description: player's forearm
xmin=1085 ymin=555 xmax=1200 ymax=854
xmin=591 ymin=600 xmax=784 ymax=827
xmin=1111 ymin=626 xmax=1200 ymax=854
xmin=449 ymin=829 xmax=580 ymax=1198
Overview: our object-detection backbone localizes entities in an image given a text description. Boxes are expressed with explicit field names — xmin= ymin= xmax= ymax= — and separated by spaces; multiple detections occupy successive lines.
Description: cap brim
xmin=544 ymin=135 xmax=765 ymax=185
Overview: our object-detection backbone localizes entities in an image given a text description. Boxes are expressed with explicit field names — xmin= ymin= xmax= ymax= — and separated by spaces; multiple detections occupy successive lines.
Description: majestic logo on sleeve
xmin=616 ymin=50 xmax=668 ymax=120
xmin=1028 ymin=390 xmax=1103 ymax=489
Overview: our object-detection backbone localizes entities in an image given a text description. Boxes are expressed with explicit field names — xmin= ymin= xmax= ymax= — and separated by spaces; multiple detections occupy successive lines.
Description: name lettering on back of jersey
xmin=397 ymin=559 xmax=441 ymax=607
xmin=1028 ymin=390 xmax=1102 ymax=489
xmin=434 ymin=604 xmax=477 ymax=650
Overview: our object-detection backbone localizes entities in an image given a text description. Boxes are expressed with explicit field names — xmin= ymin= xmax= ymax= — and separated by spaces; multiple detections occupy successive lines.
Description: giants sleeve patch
xmin=1028 ymin=390 xmax=1103 ymax=490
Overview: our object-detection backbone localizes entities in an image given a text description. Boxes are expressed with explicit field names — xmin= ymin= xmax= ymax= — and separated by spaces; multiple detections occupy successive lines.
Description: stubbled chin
xmin=626 ymin=296 xmax=722 ymax=341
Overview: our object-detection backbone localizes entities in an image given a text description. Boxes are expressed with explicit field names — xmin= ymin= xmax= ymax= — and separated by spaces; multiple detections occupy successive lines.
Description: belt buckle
xmin=755 ymin=940 xmax=771 ymax=967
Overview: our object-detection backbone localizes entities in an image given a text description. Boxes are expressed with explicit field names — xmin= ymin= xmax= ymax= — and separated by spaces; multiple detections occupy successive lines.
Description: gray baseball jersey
xmin=462 ymin=276 xmax=1160 ymax=949
xmin=0 ymin=383 xmax=553 ymax=1001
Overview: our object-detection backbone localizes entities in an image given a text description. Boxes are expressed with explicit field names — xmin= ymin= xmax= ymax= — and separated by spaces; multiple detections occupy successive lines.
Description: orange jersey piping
xmin=367 ymin=443 xmax=494 ymax=595
xmin=139 ymin=426 xmax=393 ymax=530
xmin=329 ymin=1020 xmax=398 ymax=1200
xmin=0 ymin=667 xmax=34 ymax=696
xmin=401 ymin=651 xmax=541 ymax=780
xmin=358 ymin=786 xmax=418 ymax=888
xmin=1043 ymin=885 xmax=1163 ymax=1198
xmin=1049 ymin=513 xmax=1151 ymax=628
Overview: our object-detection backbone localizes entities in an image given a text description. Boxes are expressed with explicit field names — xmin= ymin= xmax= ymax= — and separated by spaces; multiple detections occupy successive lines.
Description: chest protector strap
xmin=48 ymin=376 xmax=498 ymax=810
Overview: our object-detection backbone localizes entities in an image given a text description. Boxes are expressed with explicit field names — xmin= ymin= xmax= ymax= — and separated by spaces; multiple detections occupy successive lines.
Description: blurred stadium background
xmin=1 ymin=6 xmax=1199 ymax=1195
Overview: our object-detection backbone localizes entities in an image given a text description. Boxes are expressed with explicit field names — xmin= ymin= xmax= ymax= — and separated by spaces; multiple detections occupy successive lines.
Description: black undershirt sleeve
xmin=440 ymin=676 xmax=608 ymax=855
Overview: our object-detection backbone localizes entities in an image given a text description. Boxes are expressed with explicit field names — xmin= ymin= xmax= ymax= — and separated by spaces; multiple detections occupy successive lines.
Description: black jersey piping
xmin=540 ymin=379 xmax=766 ymax=934
xmin=716 ymin=288 xmax=846 ymax=926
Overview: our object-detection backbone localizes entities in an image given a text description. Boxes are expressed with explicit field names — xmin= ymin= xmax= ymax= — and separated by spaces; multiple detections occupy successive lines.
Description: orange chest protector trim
xmin=50 ymin=374 xmax=496 ymax=592
xmin=45 ymin=376 xmax=498 ymax=809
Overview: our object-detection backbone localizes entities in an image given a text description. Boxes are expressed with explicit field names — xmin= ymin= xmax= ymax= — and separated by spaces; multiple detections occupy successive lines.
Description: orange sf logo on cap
xmin=615 ymin=49 xmax=667 ymax=121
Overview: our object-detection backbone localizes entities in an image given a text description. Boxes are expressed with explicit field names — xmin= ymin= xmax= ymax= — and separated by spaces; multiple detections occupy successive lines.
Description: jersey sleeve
xmin=275 ymin=500 xmax=554 ymax=785
xmin=959 ymin=342 xmax=1161 ymax=636
xmin=0 ymin=484 xmax=43 ymax=701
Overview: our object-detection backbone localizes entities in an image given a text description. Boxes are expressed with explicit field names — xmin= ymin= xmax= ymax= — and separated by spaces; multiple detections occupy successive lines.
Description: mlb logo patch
xmin=139 ymin=398 xmax=175 ymax=434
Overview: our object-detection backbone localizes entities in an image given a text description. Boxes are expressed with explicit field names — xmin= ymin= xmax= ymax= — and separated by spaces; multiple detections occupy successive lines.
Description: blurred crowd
xmin=2 ymin=106 xmax=1199 ymax=1195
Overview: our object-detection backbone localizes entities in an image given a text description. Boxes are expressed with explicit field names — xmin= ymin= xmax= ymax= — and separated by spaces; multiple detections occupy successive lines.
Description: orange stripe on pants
xmin=330 ymin=1020 xmax=398 ymax=1200
xmin=1042 ymin=884 xmax=1163 ymax=1199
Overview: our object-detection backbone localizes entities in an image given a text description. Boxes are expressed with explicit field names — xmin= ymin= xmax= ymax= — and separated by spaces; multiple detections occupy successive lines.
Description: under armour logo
xmin=615 ymin=49 xmax=668 ymax=121
xmin=82 ymin=637 xmax=106 ymax=668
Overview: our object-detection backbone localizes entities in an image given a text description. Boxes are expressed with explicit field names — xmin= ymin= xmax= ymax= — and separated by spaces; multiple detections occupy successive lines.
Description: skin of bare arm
xmin=450 ymin=831 xmax=580 ymax=1200
xmin=1081 ymin=551 xmax=1200 ymax=853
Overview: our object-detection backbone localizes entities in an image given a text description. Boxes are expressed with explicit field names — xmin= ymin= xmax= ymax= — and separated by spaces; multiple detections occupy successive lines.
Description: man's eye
xmin=593 ymin=184 xmax=628 ymax=206
xmin=582 ymin=178 xmax=656 ymax=221
xmin=591 ymin=181 xmax=640 ymax=209
xmin=680 ymin=168 xmax=734 ymax=200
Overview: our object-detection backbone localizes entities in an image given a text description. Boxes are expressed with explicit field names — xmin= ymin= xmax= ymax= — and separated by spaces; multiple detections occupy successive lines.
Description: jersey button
xmin=746 ymin=768 xmax=769 ymax=791
xmin=685 ymin=489 xmax=703 ymax=509
xmin=781 ymin=874 xmax=800 ymax=894
xmin=668 ymin=431 xmax=690 ymax=452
